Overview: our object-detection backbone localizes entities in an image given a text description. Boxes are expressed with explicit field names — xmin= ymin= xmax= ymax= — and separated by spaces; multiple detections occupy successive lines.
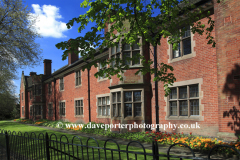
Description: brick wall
xmin=151 ymin=14 xmax=219 ymax=137
xmin=214 ymin=0 xmax=240 ymax=137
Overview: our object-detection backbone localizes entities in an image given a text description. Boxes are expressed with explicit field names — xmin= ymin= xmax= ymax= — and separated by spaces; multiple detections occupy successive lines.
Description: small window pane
xmin=116 ymin=43 xmax=120 ymax=52
xmin=118 ymin=104 xmax=121 ymax=116
xmin=81 ymin=100 xmax=83 ymax=106
xmin=125 ymin=103 xmax=132 ymax=116
xmin=134 ymin=103 xmax=141 ymax=116
xmin=173 ymin=43 xmax=181 ymax=58
xmin=132 ymin=51 xmax=140 ymax=65
xmin=98 ymin=106 xmax=102 ymax=116
xmin=80 ymin=107 xmax=83 ymax=115
xmin=111 ymin=55 xmax=115 ymax=68
xmin=179 ymin=101 xmax=188 ymax=116
xmin=170 ymin=88 xmax=177 ymax=99
xmin=117 ymin=92 xmax=121 ymax=102
xmin=190 ymin=100 xmax=199 ymax=115
xmin=123 ymin=44 xmax=130 ymax=50
xmin=111 ymin=46 xmax=115 ymax=55
xmin=179 ymin=87 xmax=187 ymax=99
xmin=123 ymin=52 xmax=131 ymax=65
xmin=183 ymin=38 xmax=191 ymax=55
xmin=106 ymin=97 xmax=110 ymax=105
xmin=107 ymin=106 xmax=110 ymax=115
xmin=190 ymin=85 xmax=199 ymax=97
xmin=112 ymin=93 xmax=116 ymax=103
xmin=124 ymin=91 xmax=132 ymax=102
xmin=133 ymin=42 xmax=139 ymax=50
xmin=102 ymin=106 xmax=106 ymax=116
xmin=113 ymin=104 xmax=117 ymax=117
xmin=170 ymin=101 xmax=177 ymax=116
xmin=102 ymin=97 xmax=106 ymax=105
xmin=133 ymin=91 xmax=141 ymax=101
xmin=182 ymin=26 xmax=191 ymax=38
xmin=98 ymin=98 xmax=101 ymax=105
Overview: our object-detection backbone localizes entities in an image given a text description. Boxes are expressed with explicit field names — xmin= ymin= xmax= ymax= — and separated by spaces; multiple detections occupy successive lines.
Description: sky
xmin=14 ymin=0 xmax=94 ymax=96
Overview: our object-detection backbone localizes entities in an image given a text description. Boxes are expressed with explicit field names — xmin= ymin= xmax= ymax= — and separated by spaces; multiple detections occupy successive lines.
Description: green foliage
xmin=56 ymin=0 xmax=220 ymax=96
xmin=0 ymin=0 xmax=42 ymax=95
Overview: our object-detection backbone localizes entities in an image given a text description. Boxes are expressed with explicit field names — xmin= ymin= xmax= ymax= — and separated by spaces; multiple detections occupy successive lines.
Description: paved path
xmin=11 ymin=122 xmax=237 ymax=160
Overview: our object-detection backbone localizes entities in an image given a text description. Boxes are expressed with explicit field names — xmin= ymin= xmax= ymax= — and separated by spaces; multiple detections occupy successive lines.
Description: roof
xmin=42 ymin=46 xmax=108 ymax=82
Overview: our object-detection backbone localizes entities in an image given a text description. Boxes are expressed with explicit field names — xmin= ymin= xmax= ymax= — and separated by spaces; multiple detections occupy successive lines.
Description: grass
xmin=0 ymin=121 xmax=192 ymax=160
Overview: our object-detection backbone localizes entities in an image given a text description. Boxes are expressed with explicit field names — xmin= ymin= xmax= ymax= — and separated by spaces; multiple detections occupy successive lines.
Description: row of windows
xmin=46 ymin=91 xmax=143 ymax=117
xmin=25 ymin=84 xmax=200 ymax=118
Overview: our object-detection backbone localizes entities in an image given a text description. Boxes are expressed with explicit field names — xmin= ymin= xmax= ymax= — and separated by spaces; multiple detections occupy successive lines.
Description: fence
xmin=0 ymin=129 xmax=240 ymax=160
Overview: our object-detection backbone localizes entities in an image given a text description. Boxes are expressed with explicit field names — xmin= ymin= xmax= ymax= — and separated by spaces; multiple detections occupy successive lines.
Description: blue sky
xmin=14 ymin=0 xmax=94 ymax=95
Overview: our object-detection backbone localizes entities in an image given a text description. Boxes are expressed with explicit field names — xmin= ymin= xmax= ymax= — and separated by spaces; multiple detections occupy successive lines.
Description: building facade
xmin=20 ymin=0 xmax=240 ymax=139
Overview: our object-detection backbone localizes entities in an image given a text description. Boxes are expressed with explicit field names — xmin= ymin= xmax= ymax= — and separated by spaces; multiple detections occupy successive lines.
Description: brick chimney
xmin=43 ymin=59 xmax=52 ymax=76
xmin=30 ymin=72 xmax=36 ymax=76
xmin=68 ymin=39 xmax=79 ymax=65
xmin=68 ymin=51 xmax=78 ymax=65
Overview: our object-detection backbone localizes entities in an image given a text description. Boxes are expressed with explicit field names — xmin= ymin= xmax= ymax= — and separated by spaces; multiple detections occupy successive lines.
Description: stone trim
xmin=96 ymin=93 xmax=111 ymax=118
xmin=75 ymin=70 xmax=82 ymax=88
xmin=164 ymin=78 xmax=204 ymax=121
xmin=74 ymin=97 xmax=84 ymax=117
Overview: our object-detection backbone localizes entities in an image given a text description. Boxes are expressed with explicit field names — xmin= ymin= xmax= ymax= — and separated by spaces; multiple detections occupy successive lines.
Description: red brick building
xmin=20 ymin=0 xmax=240 ymax=139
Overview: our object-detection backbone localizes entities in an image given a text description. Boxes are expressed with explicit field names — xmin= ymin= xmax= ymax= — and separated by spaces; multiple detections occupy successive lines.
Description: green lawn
xmin=0 ymin=121 xmax=192 ymax=160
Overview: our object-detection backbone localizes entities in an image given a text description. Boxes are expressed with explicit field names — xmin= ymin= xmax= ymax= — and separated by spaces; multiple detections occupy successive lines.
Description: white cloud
xmin=30 ymin=4 xmax=69 ymax=38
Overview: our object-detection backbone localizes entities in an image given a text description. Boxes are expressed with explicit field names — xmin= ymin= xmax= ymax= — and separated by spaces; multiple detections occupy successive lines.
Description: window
xmin=22 ymin=106 xmax=24 ymax=116
xmin=123 ymin=40 xmax=140 ymax=66
xmin=35 ymin=105 xmax=41 ymax=115
xmin=98 ymin=96 xmax=110 ymax=116
xmin=30 ymin=91 xmax=32 ymax=99
xmin=75 ymin=100 xmax=83 ymax=115
xmin=60 ymin=102 xmax=65 ymax=116
xmin=172 ymin=26 xmax=191 ymax=59
xmin=99 ymin=59 xmax=107 ymax=79
xmin=48 ymin=83 xmax=52 ymax=95
xmin=124 ymin=91 xmax=142 ymax=117
xmin=76 ymin=70 xmax=81 ymax=86
xmin=30 ymin=106 xmax=33 ymax=116
xmin=169 ymin=84 xmax=199 ymax=116
xmin=112 ymin=92 xmax=121 ymax=117
xmin=22 ymin=93 xmax=23 ymax=101
xmin=60 ymin=78 xmax=64 ymax=91
xmin=111 ymin=43 xmax=121 ymax=68
xmin=48 ymin=104 xmax=53 ymax=117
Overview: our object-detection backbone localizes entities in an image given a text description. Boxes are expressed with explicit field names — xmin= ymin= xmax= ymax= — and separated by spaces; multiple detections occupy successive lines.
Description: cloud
xmin=30 ymin=4 xmax=69 ymax=38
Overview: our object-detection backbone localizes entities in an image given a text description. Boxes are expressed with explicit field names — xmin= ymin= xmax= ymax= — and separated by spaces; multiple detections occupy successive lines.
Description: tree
xmin=0 ymin=0 xmax=42 ymax=93
xmin=56 ymin=0 xmax=220 ymax=95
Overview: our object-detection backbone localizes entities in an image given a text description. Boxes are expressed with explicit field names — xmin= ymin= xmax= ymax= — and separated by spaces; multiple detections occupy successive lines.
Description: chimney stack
xmin=43 ymin=59 xmax=52 ymax=76
xmin=68 ymin=39 xmax=79 ymax=65
xmin=30 ymin=72 xmax=36 ymax=76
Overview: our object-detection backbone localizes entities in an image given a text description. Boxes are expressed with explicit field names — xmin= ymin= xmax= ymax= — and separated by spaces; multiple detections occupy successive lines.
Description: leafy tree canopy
xmin=56 ymin=0 xmax=220 ymax=96
xmin=0 ymin=0 xmax=42 ymax=93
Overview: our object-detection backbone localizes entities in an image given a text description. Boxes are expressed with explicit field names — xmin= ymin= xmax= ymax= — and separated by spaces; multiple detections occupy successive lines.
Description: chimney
xmin=68 ymin=39 xmax=79 ymax=65
xmin=30 ymin=72 xmax=36 ymax=76
xmin=68 ymin=51 xmax=78 ymax=65
xmin=43 ymin=59 xmax=52 ymax=76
